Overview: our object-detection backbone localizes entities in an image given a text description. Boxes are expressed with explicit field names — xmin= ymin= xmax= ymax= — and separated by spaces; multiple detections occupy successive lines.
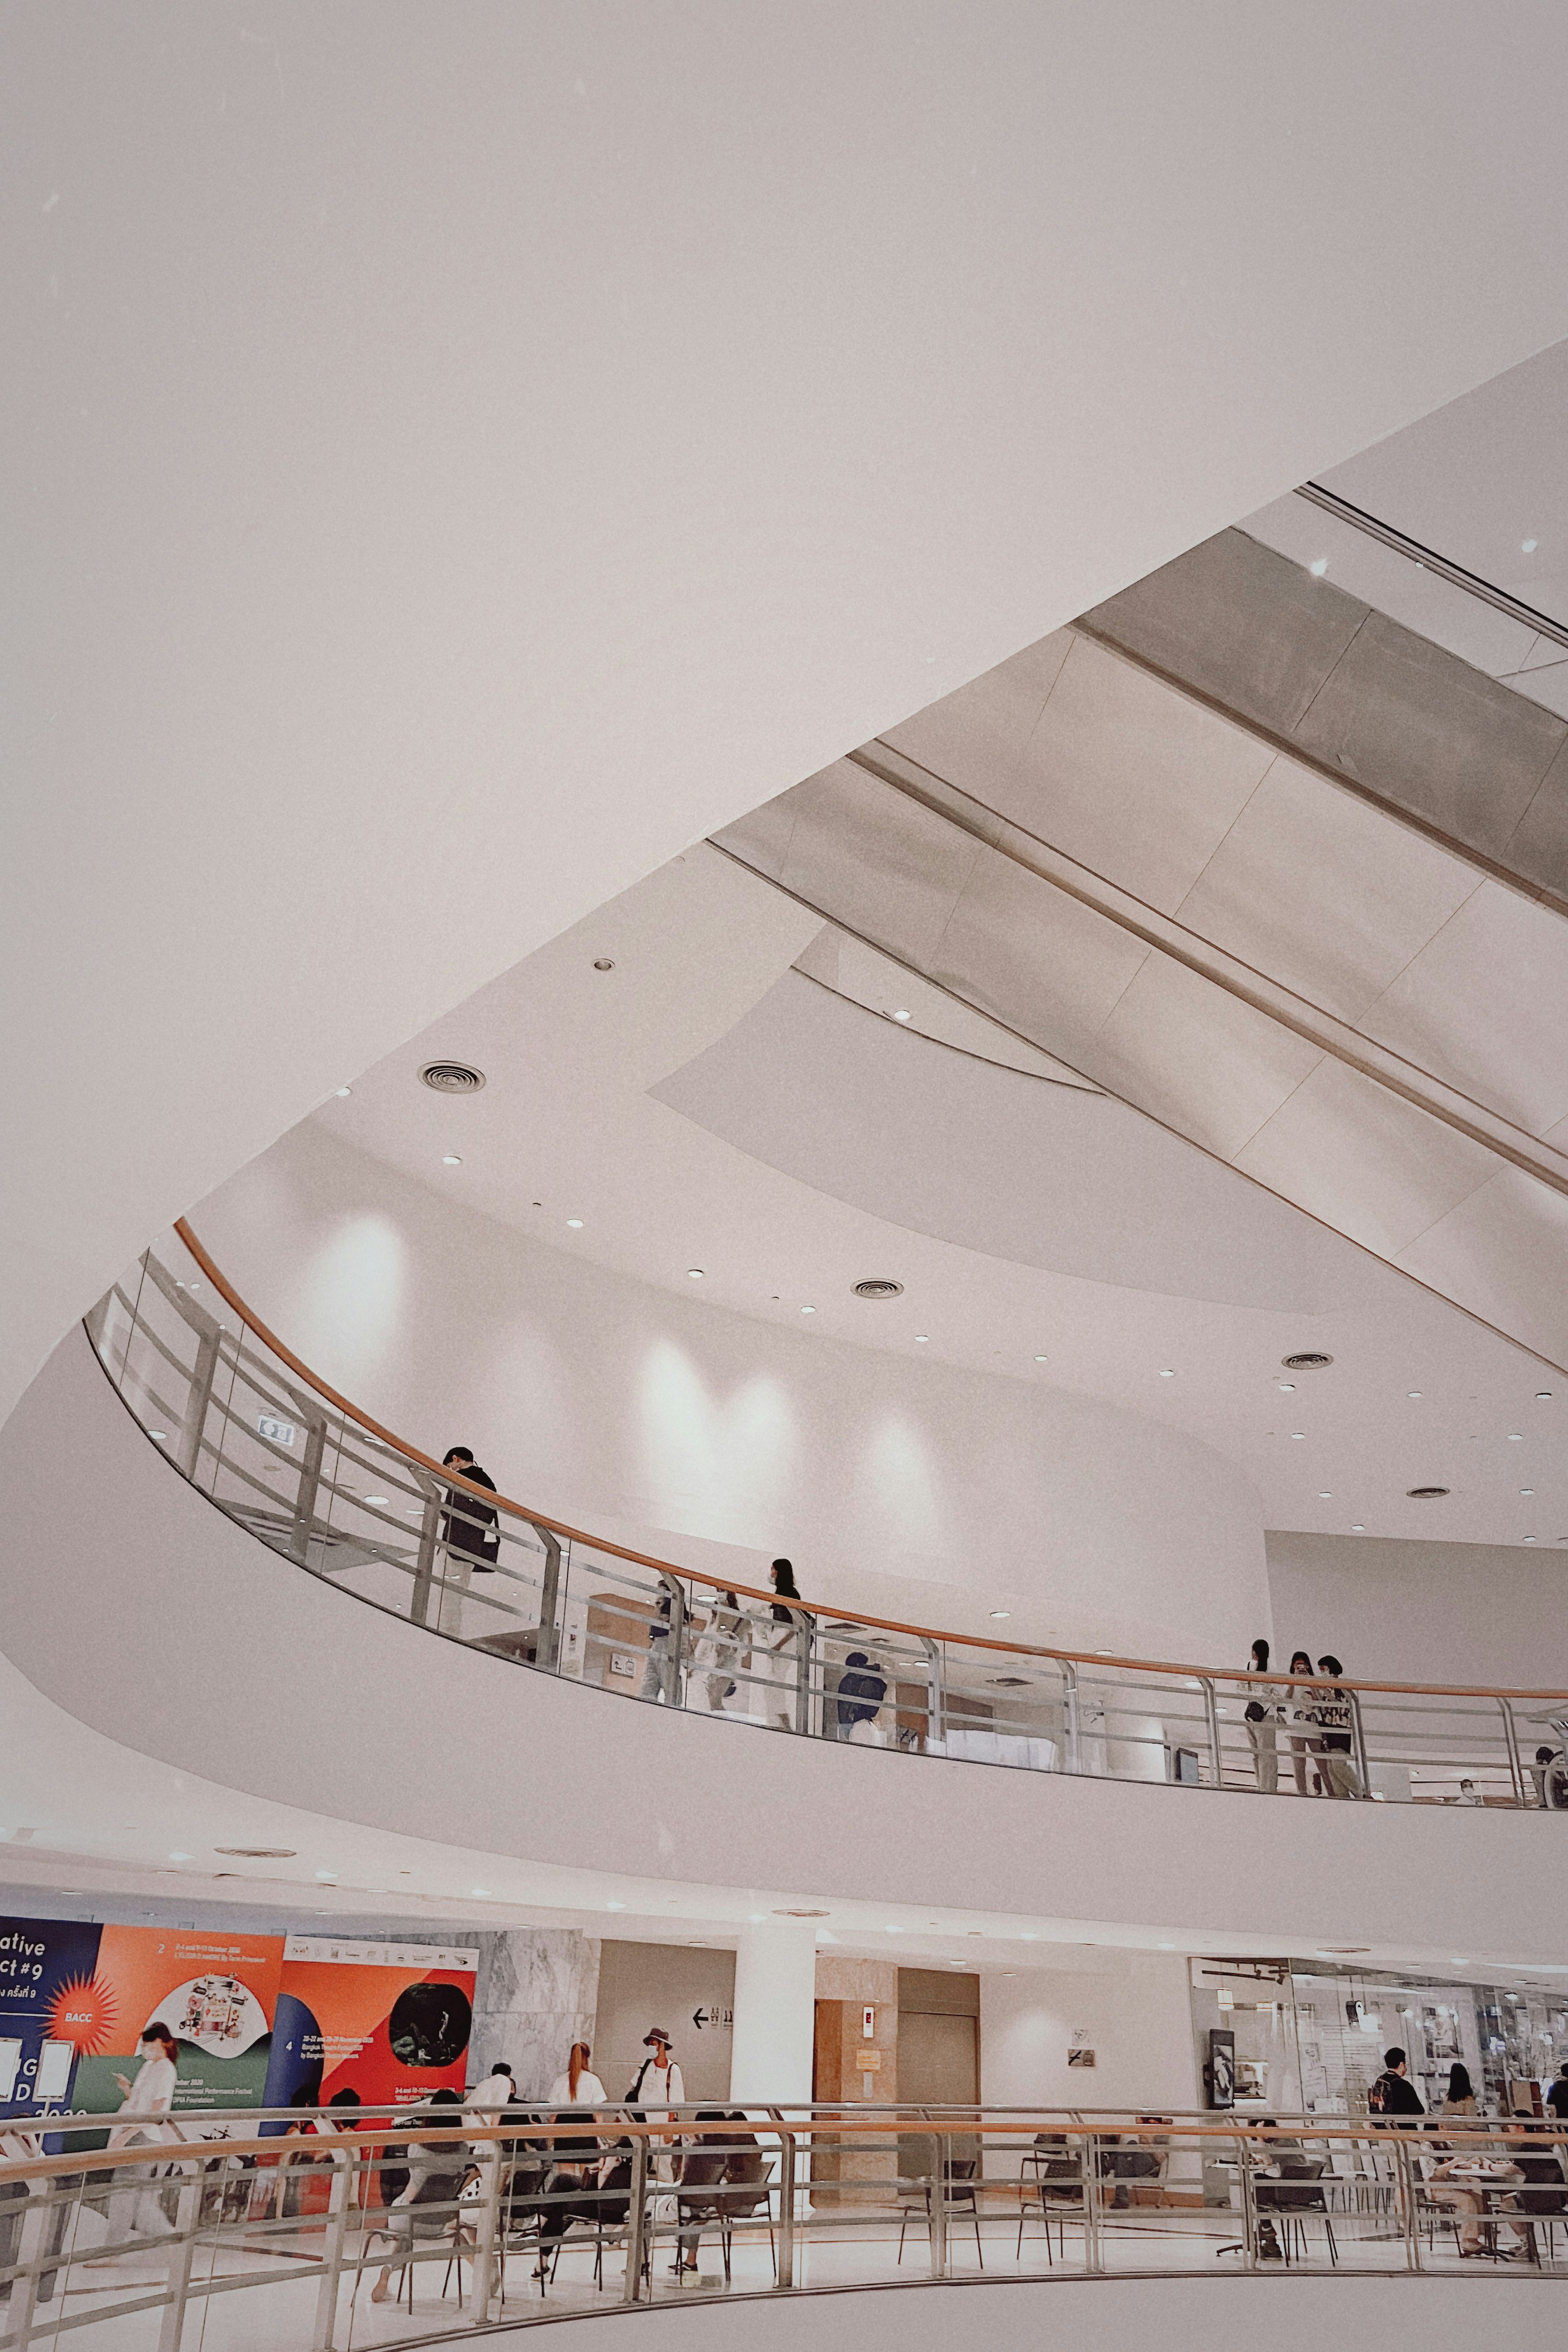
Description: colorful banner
xmin=264 ymin=1938 xmax=478 ymax=2116
xmin=0 ymin=1916 xmax=285 ymax=2146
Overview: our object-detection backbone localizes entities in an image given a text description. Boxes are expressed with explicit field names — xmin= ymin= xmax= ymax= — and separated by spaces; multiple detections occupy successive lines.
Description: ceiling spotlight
xmin=1509 ymin=1432 xmax=1524 ymax=1441
xmin=1408 ymin=1391 xmax=1422 ymax=1399
xmin=1536 ymin=1392 xmax=1553 ymax=1402
xmin=167 ymin=1851 xmax=192 ymax=1862
xmin=1034 ymin=1354 xmax=1049 ymax=1363
xmin=801 ymin=1304 xmax=817 ymax=1315
xmin=914 ymin=1333 xmax=929 ymax=1342
xmin=593 ymin=957 xmax=615 ymax=971
xmin=314 ymin=1869 xmax=338 ymax=1881
xmin=1290 ymin=1432 xmax=1306 ymax=1441
xmin=335 ymin=1086 xmax=352 ymax=1098
xmin=442 ymin=1153 xmax=462 ymax=1166
xmin=1521 ymin=1489 xmax=1535 ymax=1497
xmin=687 ymin=1269 xmax=704 ymax=1280
xmin=1351 ymin=1523 xmax=1365 ymax=1532
xmin=1522 ymin=538 xmax=1539 ymax=553
xmin=892 ymin=1009 xmax=912 ymax=1023
xmin=989 ymin=1609 xmax=1011 ymax=1620
xmin=1158 ymin=1368 xmax=1175 ymax=1378
xmin=1526 ymin=1536 xmax=1538 ymax=1544
xmin=1309 ymin=556 xmax=1328 ymax=576
xmin=149 ymin=1432 xmax=168 ymax=1444
xmin=566 ymin=1217 xmax=584 ymax=1229
xmin=1278 ymin=1382 xmax=1296 ymax=1392
xmin=363 ymin=1496 xmax=389 ymax=1508
xmin=1317 ymin=1490 xmax=1332 ymax=1499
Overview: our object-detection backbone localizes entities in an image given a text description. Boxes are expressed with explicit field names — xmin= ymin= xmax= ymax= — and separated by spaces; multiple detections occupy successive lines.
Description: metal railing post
xmin=410 ymin=1478 xmax=441 ymax=1626
xmin=929 ymin=2133 xmax=949 ymax=2277
xmin=535 ymin=1526 xmax=564 ymax=1670
xmin=668 ymin=1577 xmax=688 ymax=1709
xmin=920 ymin=1636 xmax=944 ymax=1749
xmin=1063 ymin=1661 xmax=1080 ymax=1773
xmin=1500 ymin=1697 xmax=1525 ymax=1807
xmin=795 ymin=1616 xmax=813 ymax=1734
xmin=1083 ymin=2132 xmax=1102 ymax=2272
xmin=176 ymin=1326 xmax=219 ymax=1483
xmin=622 ymin=2133 xmax=648 ymax=2301
xmin=8 ymin=2176 xmax=58 ymax=2346
xmin=1349 ymin=1690 xmax=1373 ymax=1798
xmin=156 ymin=2166 xmax=203 ymax=2352
xmin=777 ymin=2122 xmax=796 ymax=2287
xmin=289 ymin=1410 xmax=328 ymax=1564
xmin=1238 ymin=2135 xmax=1257 ymax=2272
xmin=1200 ymin=1677 xmax=1224 ymax=1787
xmin=312 ymin=2146 xmax=352 ymax=2351
xmin=1396 ymin=2136 xmax=1421 ymax=2271
xmin=467 ymin=2134 xmax=505 ymax=2321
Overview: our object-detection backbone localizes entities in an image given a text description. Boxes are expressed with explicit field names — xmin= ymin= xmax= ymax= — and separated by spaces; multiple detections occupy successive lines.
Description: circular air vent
xmin=215 ymin=1846 xmax=298 ymax=1859
xmin=1282 ymin=1351 xmax=1334 ymax=1371
xmin=419 ymin=1061 xmax=486 ymax=1094
xmin=852 ymin=1279 xmax=904 ymax=1300
xmin=1407 ymin=1486 xmax=1450 ymax=1500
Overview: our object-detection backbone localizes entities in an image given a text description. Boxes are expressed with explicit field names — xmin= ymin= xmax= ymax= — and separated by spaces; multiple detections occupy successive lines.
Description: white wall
xmin=195 ymin=1121 xmax=1269 ymax=1661
xmin=981 ymin=1956 xmax=1199 ymax=2115
xmin=1266 ymin=1530 xmax=1568 ymax=1688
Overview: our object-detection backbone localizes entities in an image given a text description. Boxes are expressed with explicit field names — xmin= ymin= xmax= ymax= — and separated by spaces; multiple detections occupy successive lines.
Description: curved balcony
xmin=86 ymin=1225 xmax=1568 ymax=1818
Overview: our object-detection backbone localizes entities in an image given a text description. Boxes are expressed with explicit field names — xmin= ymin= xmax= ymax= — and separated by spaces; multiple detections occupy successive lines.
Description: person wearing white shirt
xmin=107 ymin=2024 xmax=182 ymax=2239
xmin=468 ymin=2061 xmax=517 ymax=2120
xmin=627 ymin=2028 xmax=685 ymax=2180
xmin=547 ymin=2043 xmax=607 ymax=2110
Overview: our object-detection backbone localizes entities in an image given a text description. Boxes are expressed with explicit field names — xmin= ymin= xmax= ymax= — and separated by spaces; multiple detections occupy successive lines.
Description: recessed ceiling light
xmin=1525 ymin=1535 xmax=1537 ymax=1543
xmin=1509 ymin=1432 xmax=1524 ymax=1441
xmin=593 ymin=957 xmax=615 ymax=971
xmin=1002 ymin=1971 xmax=1017 ymax=1976
xmin=914 ymin=1332 xmax=929 ymax=1342
xmin=1317 ymin=1490 xmax=1332 ymax=1499
xmin=566 ymin=1217 xmax=584 ymax=1228
xmin=687 ymin=1269 xmax=704 ymax=1280
xmin=1034 ymin=1353 xmax=1048 ymax=1363
xmin=1309 ymin=556 xmax=1328 ymax=576
xmin=1521 ymin=1489 xmax=1535 ymax=1496
xmin=892 ymin=1009 xmax=912 ymax=1022
xmin=989 ymin=1609 xmax=1011 ymax=1620
xmin=801 ymin=1304 xmax=816 ymax=1315
xmin=315 ymin=1869 xmax=338 ymax=1881
xmin=149 ymin=1432 xmax=168 ymax=1444
xmin=1351 ymin=1523 xmax=1365 ymax=1532
xmin=335 ymin=1086 xmax=352 ymax=1098
xmin=442 ymin=1153 xmax=462 ymax=1166
xmin=1536 ymin=1392 xmax=1552 ymax=1401
xmin=1290 ymin=1432 xmax=1306 ymax=1440
xmin=363 ymin=1496 xmax=389 ymax=1508
xmin=1408 ymin=1391 xmax=1422 ymax=1399
xmin=1158 ymin=1368 xmax=1175 ymax=1378
xmin=1278 ymin=1382 xmax=1296 ymax=1392
xmin=471 ymin=1888 xmax=492 ymax=1898
xmin=167 ymin=1851 xmax=192 ymax=1861
xmin=1522 ymin=538 xmax=1539 ymax=553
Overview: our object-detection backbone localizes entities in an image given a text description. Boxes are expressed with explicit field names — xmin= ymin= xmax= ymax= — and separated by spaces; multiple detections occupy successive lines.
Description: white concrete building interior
xmin=8 ymin=9 xmax=1568 ymax=2349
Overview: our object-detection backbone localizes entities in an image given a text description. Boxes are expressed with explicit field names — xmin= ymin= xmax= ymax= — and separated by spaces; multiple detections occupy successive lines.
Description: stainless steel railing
xmin=83 ymin=1228 xmax=1568 ymax=1814
xmin=3 ymin=2103 xmax=1566 ymax=2347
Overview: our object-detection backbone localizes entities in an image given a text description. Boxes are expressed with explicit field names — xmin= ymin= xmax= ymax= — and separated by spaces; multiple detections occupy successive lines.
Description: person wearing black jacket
xmin=1369 ymin=2048 xmax=1426 ymax=2123
xmin=440 ymin=1447 xmax=500 ymax=1569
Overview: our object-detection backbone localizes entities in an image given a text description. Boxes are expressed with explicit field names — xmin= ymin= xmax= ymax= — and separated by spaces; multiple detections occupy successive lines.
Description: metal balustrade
xmin=83 ymin=1225 xmax=1568 ymax=1814
xmin=2 ymin=2102 xmax=1566 ymax=2349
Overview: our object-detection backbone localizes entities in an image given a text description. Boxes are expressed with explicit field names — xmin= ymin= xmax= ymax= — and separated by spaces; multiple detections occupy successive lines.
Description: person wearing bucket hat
xmin=628 ymin=2028 xmax=686 ymax=2180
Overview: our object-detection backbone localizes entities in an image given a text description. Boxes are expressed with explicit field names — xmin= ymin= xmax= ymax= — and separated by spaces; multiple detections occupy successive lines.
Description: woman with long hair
xmin=759 ymin=1558 xmax=806 ymax=1731
xmin=548 ymin=2042 xmax=607 ymax=2108
xmin=1283 ymin=1651 xmax=1318 ymax=1796
xmin=1242 ymin=1637 xmax=1278 ymax=1793
xmin=1443 ymin=2062 xmax=1478 ymax=2117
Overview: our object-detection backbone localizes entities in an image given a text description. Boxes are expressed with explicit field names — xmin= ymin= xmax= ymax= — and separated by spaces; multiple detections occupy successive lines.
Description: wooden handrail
xmin=170 ymin=1220 xmax=1568 ymax=1704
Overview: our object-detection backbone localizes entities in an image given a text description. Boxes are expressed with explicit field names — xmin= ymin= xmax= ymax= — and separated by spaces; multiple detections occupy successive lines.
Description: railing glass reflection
xmin=85 ymin=1228 xmax=1568 ymax=1814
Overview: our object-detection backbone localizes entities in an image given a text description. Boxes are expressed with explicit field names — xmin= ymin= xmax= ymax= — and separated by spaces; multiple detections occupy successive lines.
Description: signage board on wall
xmin=262 ymin=1937 xmax=478 ymax=2118
xmin=0 ymin=1915 xmax=286 ymax=2147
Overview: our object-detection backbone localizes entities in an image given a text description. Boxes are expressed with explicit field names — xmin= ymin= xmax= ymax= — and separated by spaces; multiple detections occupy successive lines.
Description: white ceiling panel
xmin=996 ymin=635 xmax=1275 ymax=912
xmin=934 ymin=835 xmax=1151 ymax=1065
xmin=1398 ymin=1165 xmax=1568 ymax=1371
xmin=1087 ymin=954 xmax=1324 ymax=1163
xmin=1172 ymin=752 xmax=1482 ymax=1023
xmin=1359 ymin=881 xmax=1568 ymax=1137
xmin=880 ymin=631 xmax=1073 ymax=802
xmin=1234 ymin=1056 xmax=1498 ymax=1262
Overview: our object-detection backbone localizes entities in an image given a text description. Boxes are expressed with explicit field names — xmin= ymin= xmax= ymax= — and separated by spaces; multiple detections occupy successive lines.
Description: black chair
xmin=1255 ymin=2159 xmax=1338 ymax=2266
xmin=1016 ymin=2144 xmax=1084 ymax=2264
xmin=897 ymin=2155 xmax=982 ymax=2268
xmin=1512 ymin=2153 xmax=1566 ymax=2263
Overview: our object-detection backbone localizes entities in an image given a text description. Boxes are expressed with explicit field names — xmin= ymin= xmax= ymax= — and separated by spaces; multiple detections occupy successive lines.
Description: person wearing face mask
xmin=1283 ymin=1653 xmax=1319 ymax=1796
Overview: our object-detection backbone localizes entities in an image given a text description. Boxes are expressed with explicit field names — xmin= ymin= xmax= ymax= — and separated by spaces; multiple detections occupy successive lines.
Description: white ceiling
xmin=9 ymin=1 xmax=1568 ymax=1450
xmin=303 ymin=845 xmax=1564 ymax=1551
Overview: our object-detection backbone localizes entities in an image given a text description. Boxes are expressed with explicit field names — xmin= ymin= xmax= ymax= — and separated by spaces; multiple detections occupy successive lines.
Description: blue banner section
xmin=0 ymin=1918 xmax=105 ymax=2122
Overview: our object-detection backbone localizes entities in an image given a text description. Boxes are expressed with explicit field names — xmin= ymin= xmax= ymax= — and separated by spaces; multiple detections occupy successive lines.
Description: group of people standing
xmin=642 ymin=1559 xmax=811 ymax=1731
xmin=1242 ymin=1639 xmax=1362 ymax=1798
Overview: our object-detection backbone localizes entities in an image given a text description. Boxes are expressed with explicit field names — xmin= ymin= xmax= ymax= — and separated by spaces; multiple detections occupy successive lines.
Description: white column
xmin=729 ymin=1921 xmax=817 ymax=2104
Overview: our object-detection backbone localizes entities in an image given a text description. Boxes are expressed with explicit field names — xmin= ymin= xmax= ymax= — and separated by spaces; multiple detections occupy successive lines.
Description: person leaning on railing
xmin=439 ymin=1446 xmax=500 ymax=1570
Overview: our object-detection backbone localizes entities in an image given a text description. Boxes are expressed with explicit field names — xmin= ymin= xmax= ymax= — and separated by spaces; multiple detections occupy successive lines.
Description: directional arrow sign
xmin=692 ymin=2007 xmax=709 ymax=2029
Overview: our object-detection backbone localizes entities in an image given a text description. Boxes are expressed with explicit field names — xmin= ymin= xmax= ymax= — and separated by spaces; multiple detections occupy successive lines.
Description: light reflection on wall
xmin=636 ymin=1343 xmax=799 ymax=1544
xmin=298 ymin=1213 xmax=406 ymax=1386
xmin=858 ymin=1410 xmax=951 ymax=1575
